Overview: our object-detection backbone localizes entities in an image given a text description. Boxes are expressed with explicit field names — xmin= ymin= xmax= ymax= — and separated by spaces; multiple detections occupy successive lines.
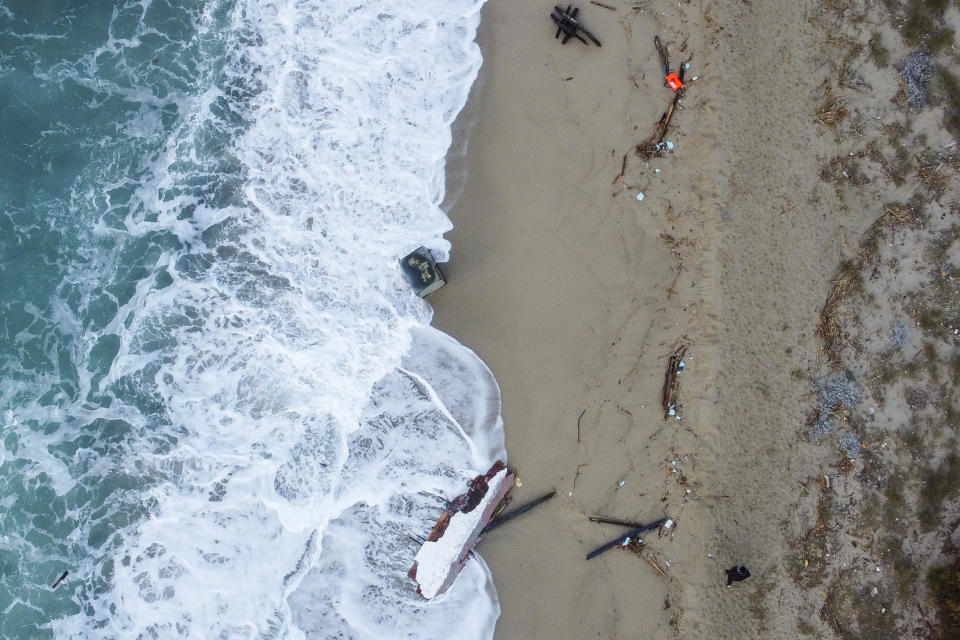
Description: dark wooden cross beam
xmin=551 ymin=5 xmax=602 ymax=47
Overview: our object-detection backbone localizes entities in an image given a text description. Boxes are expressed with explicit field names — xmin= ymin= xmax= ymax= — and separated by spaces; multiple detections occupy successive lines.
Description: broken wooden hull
xmin=408 ymin=461 xmax=515 ymax=599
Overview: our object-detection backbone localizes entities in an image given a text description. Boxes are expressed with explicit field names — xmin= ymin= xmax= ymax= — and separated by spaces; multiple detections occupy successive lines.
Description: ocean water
xmin=0 ymin=1 xmax=505 ymax=638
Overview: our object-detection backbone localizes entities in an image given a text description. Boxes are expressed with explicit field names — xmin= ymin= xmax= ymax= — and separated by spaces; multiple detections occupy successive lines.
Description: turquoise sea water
xmin=0 ymin=1 xmax=503 ymax=638
xmin=1 ymin=2 xmax=254 ymax=635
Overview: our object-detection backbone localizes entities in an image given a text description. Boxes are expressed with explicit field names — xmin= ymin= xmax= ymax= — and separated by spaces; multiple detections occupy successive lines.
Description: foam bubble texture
xmin=18 ymin=0 xmax=502 ymax=637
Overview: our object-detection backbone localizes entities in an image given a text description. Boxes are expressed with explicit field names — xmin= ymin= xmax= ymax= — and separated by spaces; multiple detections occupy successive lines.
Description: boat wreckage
xmin=408 ymin=461 xmax=515 ymax=599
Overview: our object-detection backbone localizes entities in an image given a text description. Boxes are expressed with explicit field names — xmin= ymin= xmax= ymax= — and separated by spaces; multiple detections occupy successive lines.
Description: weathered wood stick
xmin=647 ymin=556 xmax=670 ymax=579
xmin=588 ymin=515 xmax=648 ymax=528
xmin=481 ymin=491 xmax=557 ymax=534
xmin=654 ymin=35 xmax=670 ymax=78
xmin=586 ymin=518 xmax=668 ymax=560
xmin=661 ymin=95 xmax=679 ymax=135
xmin=591 ymin=1 xmax=616 ymax=10
xmin=612 ymin=152 xmax=628 ymax=185
xmin=661 ymin=344 xmax=687 ymax=419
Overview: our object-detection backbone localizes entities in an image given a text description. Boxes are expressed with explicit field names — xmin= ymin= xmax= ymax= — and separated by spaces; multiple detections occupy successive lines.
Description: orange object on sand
xmin=666 ymin=72 xmax=683 ymax=91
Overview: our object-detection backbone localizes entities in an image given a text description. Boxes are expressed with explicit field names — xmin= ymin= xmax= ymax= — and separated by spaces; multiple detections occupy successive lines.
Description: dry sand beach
xmin=433 ymin=0 xmax=960 ymax=638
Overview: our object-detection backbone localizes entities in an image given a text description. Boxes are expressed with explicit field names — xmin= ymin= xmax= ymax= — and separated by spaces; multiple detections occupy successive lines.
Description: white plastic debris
xmin=655 ymin=168 xmax=661 ymax=173
xmin=618 ymin=480 xmax=626 ymax=487
xmin=668 ymin=406 xmax=676 ymax=416
xmin=684 ymin=62 xmax=690 ymax=70
xmin=678 ymin=361 xmax=685 ymax=370
xmin=636 ymin=192 xmax=645 ymax=201
xmin=665 ymin=141 xmax=675 ymax=150
xmin=663 ymin=519 xmax=674 ymax=530
xmin=622 ymin=537 xmax=631 ymax=547
xmin=876 ymin=566 xmax=881 ymax=572
xmin=691 ymin=76 xmax=699 ymax=80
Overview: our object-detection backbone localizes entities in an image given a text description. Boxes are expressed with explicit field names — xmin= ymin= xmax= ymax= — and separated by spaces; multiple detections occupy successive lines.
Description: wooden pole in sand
xmin=586 ymin=518 xmax=668 ymax=560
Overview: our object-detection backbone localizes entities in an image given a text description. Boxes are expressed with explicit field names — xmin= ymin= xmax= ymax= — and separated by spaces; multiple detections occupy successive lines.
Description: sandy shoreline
xmin=433 ymin=1 xmax=720 ymax=637
xmin=433 ymin=0 xmax=960 ymax=638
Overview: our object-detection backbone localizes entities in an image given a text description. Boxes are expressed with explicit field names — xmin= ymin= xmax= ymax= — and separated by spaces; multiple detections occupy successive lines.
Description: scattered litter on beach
xmin=636 ymin=192 xmax=645 ymax=201
xmin=634 ymin=36 xmax=693 ymax=157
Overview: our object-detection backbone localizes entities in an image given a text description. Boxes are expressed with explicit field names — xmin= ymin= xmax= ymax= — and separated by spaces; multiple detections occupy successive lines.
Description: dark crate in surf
xmin=400 ymin=247 xmax=446 ymax=297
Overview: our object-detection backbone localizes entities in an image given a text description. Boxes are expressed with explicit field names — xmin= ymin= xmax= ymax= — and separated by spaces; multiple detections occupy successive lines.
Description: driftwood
xmin=636 ymin=93 xmax=680 ymax=158
xmin=588 ymin=515 xmax=648 ymax=528
xmin=611 ymin=152 xmax=629 ymax=185
xmin=586 ymin=518 xmax=669 ymax=560
xmin=661 ymin=345 xmax=687 ymax=420
xmin=551 ymin=5 xmax=602 ymax=46
xmin=654 ymin=35 xmax=670 ymax=81
xmin=635 ymin=36 xmax=692 ymax=157
xmin=482 ymin=491 xmax=557 ymax=534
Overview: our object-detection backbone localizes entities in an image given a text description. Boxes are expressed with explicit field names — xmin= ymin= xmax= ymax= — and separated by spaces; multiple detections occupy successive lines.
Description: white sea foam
xmin=46 ymin=0 xmax=500 ymax=638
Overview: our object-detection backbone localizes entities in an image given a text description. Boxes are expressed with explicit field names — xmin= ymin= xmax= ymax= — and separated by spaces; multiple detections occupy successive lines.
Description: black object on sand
xmin=586 ymin=518 xmax=668 ymax=560
xmin=725 ymin=565 xmax=751 ymax=586
xmin=481 ymin=490 xmax=557 ymax=534
xmin=551 ymin=5 xmax=602 ymax=47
